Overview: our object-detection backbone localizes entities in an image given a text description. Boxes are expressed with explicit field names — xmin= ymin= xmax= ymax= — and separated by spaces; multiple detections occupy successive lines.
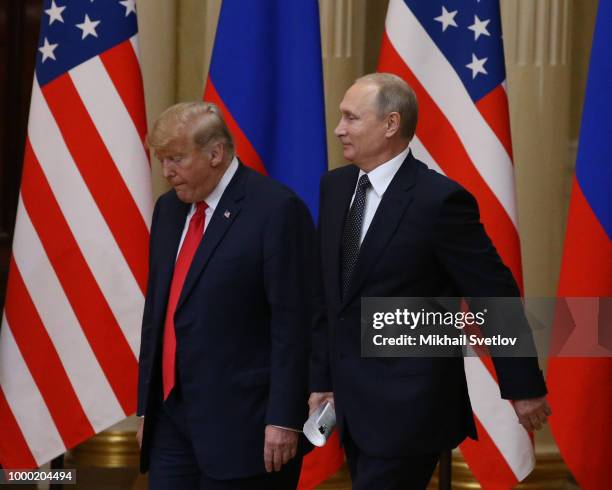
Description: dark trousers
xmin=343 ymin=428 xmax=439 ymax=490
xmin=148 ymin=393 xmax=302 ymax=490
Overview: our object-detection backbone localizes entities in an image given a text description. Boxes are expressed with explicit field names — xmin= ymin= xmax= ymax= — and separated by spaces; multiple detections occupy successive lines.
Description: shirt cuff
xmin=270 ymin=425 xmax=302 ymax=433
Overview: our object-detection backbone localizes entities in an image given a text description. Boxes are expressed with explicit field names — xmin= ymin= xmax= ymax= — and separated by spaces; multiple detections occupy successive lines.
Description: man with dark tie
xmin=136 ymin=101 xmax=314 ymax=489
xmin=309 ymin=73 xmax=551 ymax=489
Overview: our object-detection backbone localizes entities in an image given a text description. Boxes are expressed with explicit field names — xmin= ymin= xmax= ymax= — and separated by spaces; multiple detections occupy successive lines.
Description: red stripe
xmin=476 ymin=85 xmax=514 ymax=160
xmin=4 ymin=257 xmax=95 ymax=448
xmin=460 ymin=415 xmax=520 ymax=489
xmin=297 ymin=432 xmax=344 ymax=489
xmin=42 ymin=74 xmax=149 ymax=294
xmin=0 ymin=388 xmax=37 ymax=469
xmin=203 ymin=79 xmax=268 ymax=175
xmin=21 ymin=140 xmax=137 ymax=415
xmin=99 ymin=40 xmax=148 ymax=148
xmin=557 ymin=179 xmax=612 ymax=296
xmin=378 ymin=33 xmax=523 ymax=289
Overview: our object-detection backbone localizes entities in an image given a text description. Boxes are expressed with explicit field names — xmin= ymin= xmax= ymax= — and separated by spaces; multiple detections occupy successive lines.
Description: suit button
xmin=340 ymin=317 xmax=345 ymax=321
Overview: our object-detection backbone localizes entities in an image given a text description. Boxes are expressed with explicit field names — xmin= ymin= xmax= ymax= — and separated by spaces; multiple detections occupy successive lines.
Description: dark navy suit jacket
xmin=137 ymin=163 xmax=314 ymax=478
xmin=310 ymin=151 xmax=546 ymax=457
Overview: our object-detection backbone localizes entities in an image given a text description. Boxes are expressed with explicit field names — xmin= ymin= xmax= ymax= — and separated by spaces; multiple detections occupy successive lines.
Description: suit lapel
xmin=176 ymin=164 xmax=246 ymax=312
xmin=341 ymin=152 xmax=417 ymax=309
xmin=326 ymin=166 xmax=359 ymax=305
xmin=157 ymin=196 xmax=191 ymax=301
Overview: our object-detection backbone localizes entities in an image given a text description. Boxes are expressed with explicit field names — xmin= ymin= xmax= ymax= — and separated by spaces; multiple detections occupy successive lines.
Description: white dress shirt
xmin=176 ymin=156 xmax=239 ymax=253
xmin=349 ymin=145 xmax=410 ymax=245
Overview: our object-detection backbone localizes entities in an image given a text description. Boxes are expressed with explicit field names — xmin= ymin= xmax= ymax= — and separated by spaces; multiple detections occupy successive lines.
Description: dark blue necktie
xmin=341 ymin=174 xmax=371 ymax=297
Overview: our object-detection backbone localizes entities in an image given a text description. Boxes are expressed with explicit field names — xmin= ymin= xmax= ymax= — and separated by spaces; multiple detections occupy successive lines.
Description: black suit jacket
xmin=310 ymin=151 xmax=546 ymax=457
xmin=137 ymin=163 xmax=314 ymax=478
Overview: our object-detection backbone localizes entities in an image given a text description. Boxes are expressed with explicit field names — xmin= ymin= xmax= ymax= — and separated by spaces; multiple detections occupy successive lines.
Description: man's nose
xmin=334 ymin=120 xmax=345 ymax=137
xmin=161 ymin=159 xmax=173 ymax=178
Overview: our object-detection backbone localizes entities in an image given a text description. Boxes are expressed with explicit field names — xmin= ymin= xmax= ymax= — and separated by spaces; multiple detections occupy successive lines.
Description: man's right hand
xmin=308 ymin=392 xmax=334 ymax=416
xmin=512 ymin=396 xmax=552 ymax=432
xmin=136 ymin=417 xmax=144 ymax=448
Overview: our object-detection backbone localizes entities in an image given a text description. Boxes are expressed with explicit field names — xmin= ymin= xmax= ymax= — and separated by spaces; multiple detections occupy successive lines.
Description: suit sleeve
xmin=432 ymin=187 xmax=547 ymax=400
xmin=262 ymin=194 xmax=315 ymax=429
xmin=309 ymin=175 xmax=333 ymax=392
xmin=136 ymin=198 xmax=161 ymax=417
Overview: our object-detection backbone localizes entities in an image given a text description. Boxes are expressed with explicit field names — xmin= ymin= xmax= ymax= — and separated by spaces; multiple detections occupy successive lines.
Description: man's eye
xmin=171 ymin=156 xmax=183 ymax=163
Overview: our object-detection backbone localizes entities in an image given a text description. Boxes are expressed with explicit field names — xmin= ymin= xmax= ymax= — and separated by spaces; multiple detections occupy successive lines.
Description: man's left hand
xmin=264 ymin=425 xmax=298 ymax=472
xmin=512 ymin=396 xmax=552 ymax=431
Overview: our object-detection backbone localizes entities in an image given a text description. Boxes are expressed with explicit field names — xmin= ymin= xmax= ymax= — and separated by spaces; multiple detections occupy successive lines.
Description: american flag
xmin=378 ymin=0 xmax=533 ymax=487
xmin=0 ymin=0 xmax=151 ymax=469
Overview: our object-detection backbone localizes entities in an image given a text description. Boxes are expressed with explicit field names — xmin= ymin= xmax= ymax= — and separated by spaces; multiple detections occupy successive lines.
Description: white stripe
xmin=464 ymin=357 xmax=535 ymax=480
xmin=130 ymin=34 xmax=140 ymax=58
xmin=386 ymin=0 xmax=518 ymax=226
xmin=12 ymin=197 xmax=125 ymax=431
xmin=0 ymin=315 xmax=64 ymax=466
xmin=28 ymin=80 xmax=142 ymax=358
xmin=410 ymin=136 xmax=444 ymax=175
xmin=70 ymin=57 xmax=152 ymax=229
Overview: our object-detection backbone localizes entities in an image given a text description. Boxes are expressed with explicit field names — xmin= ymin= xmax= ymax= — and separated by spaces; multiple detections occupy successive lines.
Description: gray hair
xmin=356 ymin=72 xmax=418 ymax=140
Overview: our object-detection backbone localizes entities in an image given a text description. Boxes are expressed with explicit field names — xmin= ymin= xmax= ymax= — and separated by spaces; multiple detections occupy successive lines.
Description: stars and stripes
xmin=378 ymin=0 xmax=531 ymax=487
xmin=0 ymin=0 xmax=151 ymax=469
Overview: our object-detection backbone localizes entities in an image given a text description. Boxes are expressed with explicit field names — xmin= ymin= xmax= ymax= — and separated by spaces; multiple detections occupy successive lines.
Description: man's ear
xmin=385 ymin=112 xmax=401 ymax=138
xmin=208 ymin=141 xmax=225 ymax=167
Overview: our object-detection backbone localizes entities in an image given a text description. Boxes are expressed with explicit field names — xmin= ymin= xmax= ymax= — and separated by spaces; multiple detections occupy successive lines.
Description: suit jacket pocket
xmin=232 ymin=367 xmax=270 ymax=387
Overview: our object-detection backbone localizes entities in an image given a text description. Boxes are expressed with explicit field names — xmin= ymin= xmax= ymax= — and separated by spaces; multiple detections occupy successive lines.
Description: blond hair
xmin=147 ymin=101 xmax=235 ymax=154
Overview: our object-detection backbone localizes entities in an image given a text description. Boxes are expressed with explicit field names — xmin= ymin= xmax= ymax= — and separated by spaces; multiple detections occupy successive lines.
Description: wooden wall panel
xmin=0 ymin=0 xmax=42 ymax=309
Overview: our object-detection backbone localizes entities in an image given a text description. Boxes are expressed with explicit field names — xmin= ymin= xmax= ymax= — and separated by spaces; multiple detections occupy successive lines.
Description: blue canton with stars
xmin=36 ymin=0 xmax=138 ymax=87
xmin=403 ymin=0 xmax=506 ymax=102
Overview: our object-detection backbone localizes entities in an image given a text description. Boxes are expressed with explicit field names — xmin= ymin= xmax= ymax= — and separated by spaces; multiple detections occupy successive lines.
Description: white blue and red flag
xmin=547 ymin=1 xmax=612 ymax=488
xmin=0 ymin=0 xmax=151 ymax=469
xmin=204 ymin=0 xmax=327 ymax=217
xmin=378 ymin=0 xmax=533 ymax=487
xmin=203 ymin=1 xmax=342 ymax=488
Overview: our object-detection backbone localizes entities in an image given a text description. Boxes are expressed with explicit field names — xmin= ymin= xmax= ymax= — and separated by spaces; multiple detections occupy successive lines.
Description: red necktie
xmin=162 ymin=202 xmax=208 ymax=400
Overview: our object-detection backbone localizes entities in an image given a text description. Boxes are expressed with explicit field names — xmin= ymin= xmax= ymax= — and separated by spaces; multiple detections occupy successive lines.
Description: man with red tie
xmin=136 ymin=102 xmax=314 ymax=489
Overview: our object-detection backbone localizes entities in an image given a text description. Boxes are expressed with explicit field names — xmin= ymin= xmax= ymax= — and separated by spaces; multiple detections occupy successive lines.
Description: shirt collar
xmin=191 ymin=156 xmax=239 ymax=214
xmin=358 ymin=145 xmax=410 ymax=198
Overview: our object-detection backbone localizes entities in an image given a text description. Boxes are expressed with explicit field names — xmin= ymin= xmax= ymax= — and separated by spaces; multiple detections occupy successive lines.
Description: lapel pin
xmin=224 ymin=210 xmax=231 ymax=219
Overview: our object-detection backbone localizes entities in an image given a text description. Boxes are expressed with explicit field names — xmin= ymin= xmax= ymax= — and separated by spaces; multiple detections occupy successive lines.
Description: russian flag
xmin=547 ymin=1 xmax=612 ymax=488
xmin=204 ymin=0 xmax=327 ymax=217
xmin=204 ymin=1 xmax=344 ymax=488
